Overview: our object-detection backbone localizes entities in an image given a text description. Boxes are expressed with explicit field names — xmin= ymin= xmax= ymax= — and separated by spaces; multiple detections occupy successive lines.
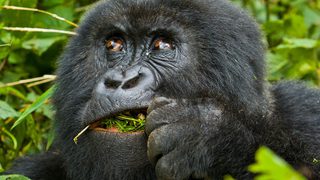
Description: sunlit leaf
xmin=267 ymin=52 xmax=288 ymax=81
xmin=302 ymin=6 xmax=320 ymax=28
xmin=22 ymin=37 xmax=65 ymax=55
xmin=224 ymin=175 xmax=235 ymax=180
xmin=0 ymin=174 xmax=31 ymax=180
xmin=11 ymin=86 xmax=54 ymax=130
xmin=284 ymin=14 xmax=307 ymax=37
xmin=0 ymin=100 xmax=19 ymax=119
xmin=249 ymin=146 xmax=306 ymax=180
xmin=277 ymin=38 xmax=319 ymax=49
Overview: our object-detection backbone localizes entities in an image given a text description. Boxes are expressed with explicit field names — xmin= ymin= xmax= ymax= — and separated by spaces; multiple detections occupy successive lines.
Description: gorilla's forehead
xmin=82 ymin=0 xmax=199 ymax=33
xmin=99 ymin=0 xmax=205 ymax=23
xmin=82 ymin=0 xmax=217 ymax=37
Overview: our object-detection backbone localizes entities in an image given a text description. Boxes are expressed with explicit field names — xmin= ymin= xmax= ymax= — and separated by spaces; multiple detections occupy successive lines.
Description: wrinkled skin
xmin=5 ymin=0 xmax=320 ymax=179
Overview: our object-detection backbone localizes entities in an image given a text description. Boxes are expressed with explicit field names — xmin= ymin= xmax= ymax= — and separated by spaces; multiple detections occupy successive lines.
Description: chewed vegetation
xmin=100 ymin=113 xmax=146 ymax=132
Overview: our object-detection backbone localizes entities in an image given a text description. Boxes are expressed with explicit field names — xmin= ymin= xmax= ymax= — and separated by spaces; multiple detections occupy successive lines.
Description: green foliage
xmin=0 ymin=174 xmax=30 ymax=180
xmin=224 ymin=175 xmax=236 ymax=180
xmin=0 ymin=0 xmax=319 ymax=178
xmin=0 ymin=101 xmax=19 ymax=119
xmin=249 ymin=147 xmax=306 ymax=180
xmin=0 ymin=0 xmax=95 ymax=171
xmin=11 ymin=86 xmax=55 ymax=130
xmin=232 ymin=0 xmax=320 ymax=85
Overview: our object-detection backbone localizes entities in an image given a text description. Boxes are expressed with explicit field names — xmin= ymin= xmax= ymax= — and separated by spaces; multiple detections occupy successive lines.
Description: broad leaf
xmin=249 ymin=146 xmax=306 ymax=180
xmin=277 ymin=38 xmax=319 ymax=49
xmin=22 ymin=37 xmax=65 ymax=56
xmin=0 ymin=174 xmax=30 ymax=180
xmin=0 ymin=100 xmax=19 ymax=119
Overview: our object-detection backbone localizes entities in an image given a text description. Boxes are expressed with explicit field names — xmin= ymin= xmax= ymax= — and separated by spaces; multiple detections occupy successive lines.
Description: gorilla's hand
xmin=146 ymin=97 xmax=219 ymax=179
xmin=146 ymin=97 xmax=255 ymax=179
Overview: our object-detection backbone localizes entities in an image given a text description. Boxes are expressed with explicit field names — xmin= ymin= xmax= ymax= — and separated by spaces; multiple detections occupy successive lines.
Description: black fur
xmin=6 ymin=0 xmax=320 ymax=179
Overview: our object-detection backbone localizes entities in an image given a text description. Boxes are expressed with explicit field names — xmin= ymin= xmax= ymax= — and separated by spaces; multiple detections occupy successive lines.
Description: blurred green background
xmin=0 ymin=0 xmax=319 ymax=176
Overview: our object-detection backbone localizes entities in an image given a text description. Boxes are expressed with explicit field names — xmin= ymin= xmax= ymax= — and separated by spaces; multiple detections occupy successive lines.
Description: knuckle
xmin=145 ymin=110 xmax=170 ymax=135
xmin=147 ymin=97 xmax=176 ymax=114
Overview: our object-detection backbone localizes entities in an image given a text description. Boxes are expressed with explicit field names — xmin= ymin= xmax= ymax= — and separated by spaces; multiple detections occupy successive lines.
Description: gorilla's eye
xmin=105 ymin=37 xmax=124 ymax=52
xmin=152 ymin=37 xmax=175 ymax=51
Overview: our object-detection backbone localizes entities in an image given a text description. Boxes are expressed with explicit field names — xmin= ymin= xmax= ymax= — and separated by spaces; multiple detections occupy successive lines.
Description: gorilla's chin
xmin=64 ymin=127 xmax=155 ymax=179
xmin=61 ymin=98 xmax=155 ymax=179
xmin=90 ymin=130 xmax=148 ymax=168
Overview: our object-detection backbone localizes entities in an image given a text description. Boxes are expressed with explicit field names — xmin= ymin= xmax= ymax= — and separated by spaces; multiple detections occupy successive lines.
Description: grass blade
xmin=11 ymin=86 xmax=55 ymax=130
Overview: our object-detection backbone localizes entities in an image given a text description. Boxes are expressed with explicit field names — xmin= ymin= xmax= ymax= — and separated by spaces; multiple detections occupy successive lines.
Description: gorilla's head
xmin=53 ymin=0 xmax=265 ymax=179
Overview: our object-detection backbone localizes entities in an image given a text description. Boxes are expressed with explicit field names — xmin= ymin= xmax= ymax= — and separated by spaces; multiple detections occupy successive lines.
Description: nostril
xmin=122 ymin=75 xmax=141 ymax=90
xmin=105 ymin=79 xmax=122 ymax=89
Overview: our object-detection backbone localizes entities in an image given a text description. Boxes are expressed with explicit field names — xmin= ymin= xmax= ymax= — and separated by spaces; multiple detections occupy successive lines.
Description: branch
xmin=2 ymin=27 xmax=77 ymax=35
xmin=1 ymin=5 xmax=78 ymax=28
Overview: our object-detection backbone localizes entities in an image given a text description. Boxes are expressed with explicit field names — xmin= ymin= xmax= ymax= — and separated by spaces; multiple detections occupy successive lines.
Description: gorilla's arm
xmin=146 ymin=83 xmax=320 ymax=179
xmin=5 ymin=151 xmax=66 ymax=180
xmin=271 ymin=82 xmax=320 ymax=176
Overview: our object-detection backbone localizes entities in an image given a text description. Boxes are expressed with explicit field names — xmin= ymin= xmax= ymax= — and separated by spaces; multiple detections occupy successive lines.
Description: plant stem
xmin=1 ymin=6 xmax=78 ymax=27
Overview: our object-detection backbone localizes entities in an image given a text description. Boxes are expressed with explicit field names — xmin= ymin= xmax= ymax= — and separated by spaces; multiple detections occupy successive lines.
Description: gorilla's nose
xmin=104 ymin=66 xmax=148 ymax=90
xmin=104 ymin=72 xmax=140 ymax=90
xmin=96 ymin=66 xmax=155 ymax=100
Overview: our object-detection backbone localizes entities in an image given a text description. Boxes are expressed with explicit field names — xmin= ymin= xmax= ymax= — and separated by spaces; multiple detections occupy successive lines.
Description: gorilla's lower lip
xmin=93 ymin=127 xmax=145 ymax=135
xmin=89 ymin=108 xmax=148 ymax=133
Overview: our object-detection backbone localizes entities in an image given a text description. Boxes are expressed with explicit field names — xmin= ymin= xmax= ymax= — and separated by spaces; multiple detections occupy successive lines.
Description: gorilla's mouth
xmin=91 ymin=108 xmax=148 ymax=133
xmin=73 ymin=108 xmax=148 ymax=144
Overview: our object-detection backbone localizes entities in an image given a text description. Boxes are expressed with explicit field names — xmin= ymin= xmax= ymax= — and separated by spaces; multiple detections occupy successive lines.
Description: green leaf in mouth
xmin=100 ymin=113 xmax=146 ymax=133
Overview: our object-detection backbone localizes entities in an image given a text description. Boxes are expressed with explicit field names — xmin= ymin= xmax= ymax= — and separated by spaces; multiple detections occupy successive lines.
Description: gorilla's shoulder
xmin=271 ymin=81 xmax=320 ymax=123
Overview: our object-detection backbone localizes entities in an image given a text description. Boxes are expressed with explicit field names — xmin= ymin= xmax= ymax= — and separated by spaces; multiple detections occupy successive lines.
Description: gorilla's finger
xmin=155 ymin=148 xmax=191 ymax=180
xmin=145 ymin=103 xmax=179 ymax=135
xmin=147 ymin=123 xmax=197 ymax=166
xmin=147 ymin=97 xmax=175 ymax=114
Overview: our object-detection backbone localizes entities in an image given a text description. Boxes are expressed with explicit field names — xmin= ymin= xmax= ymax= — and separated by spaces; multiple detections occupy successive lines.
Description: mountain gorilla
xmin=6 ymin=0 xmax=320 ymax=179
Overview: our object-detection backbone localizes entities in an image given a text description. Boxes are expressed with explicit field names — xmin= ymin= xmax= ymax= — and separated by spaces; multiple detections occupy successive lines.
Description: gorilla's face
xmin=53 ymin=0 xmax=264 ymax=179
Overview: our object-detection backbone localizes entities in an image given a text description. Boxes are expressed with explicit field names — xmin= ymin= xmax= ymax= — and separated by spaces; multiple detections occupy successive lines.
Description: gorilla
xmin=6 ymin=0 xmax=320 ymax=179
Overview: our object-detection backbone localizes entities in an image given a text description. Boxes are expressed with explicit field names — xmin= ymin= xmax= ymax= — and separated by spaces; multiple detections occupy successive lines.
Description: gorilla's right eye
xmin=105 ymin=37 xmax=125 ymax=52
xmin=152 ymin=37 xmax=175 ymax=51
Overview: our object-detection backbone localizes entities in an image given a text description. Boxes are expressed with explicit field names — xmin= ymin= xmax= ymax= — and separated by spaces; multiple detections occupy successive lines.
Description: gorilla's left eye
xmin=152 ymin=37 xmax=175 ymax=51
xmin=105 ymin=37 xmax=125 ymax=52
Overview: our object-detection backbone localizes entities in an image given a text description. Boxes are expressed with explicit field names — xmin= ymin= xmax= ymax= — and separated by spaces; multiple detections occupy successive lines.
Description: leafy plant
xmin=0 ymin=0 xmax=94 ymax=171
xmin=249 ymin=146 xmax=306 ymax=180
xmin=232 ymin=0 xmax=320 ymax=85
